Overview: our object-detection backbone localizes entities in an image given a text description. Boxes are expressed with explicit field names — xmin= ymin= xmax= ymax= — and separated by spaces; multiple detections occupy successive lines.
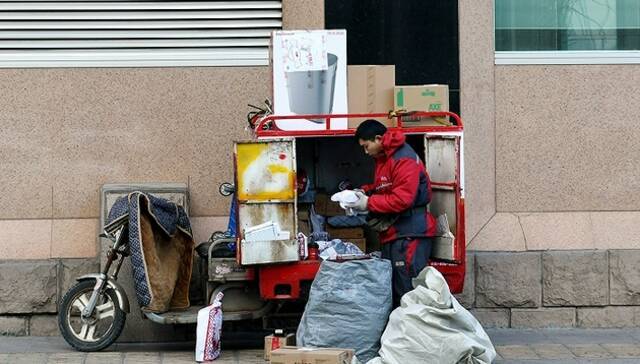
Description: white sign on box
xmin=271 ymin=29 xmax=348 ymax=131
xmin=278 ymin=31 xmax=327 ymax=72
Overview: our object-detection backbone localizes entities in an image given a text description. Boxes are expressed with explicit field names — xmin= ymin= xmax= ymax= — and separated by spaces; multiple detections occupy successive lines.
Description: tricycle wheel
xmin=58 ymin=280 xmax=126 ymax=352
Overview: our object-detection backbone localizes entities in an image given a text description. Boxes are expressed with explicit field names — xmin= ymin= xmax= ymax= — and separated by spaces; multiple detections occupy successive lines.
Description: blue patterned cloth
xmin=327 ymin=215 xmax=366 ymax=228
xmin=106 ymin=192 xmax=192 ymax=308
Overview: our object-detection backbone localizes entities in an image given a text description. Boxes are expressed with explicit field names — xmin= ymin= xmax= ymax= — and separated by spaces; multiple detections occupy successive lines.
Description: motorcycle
xmin=57 ymin=183 xmax=276 ymax=351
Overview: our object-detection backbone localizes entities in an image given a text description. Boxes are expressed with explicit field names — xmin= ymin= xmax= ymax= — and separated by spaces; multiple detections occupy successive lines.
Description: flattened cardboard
xmin=264 ymin=334 xmax=296 ymax=361
xmin=270 ymin=346 xmax=355 ymax=364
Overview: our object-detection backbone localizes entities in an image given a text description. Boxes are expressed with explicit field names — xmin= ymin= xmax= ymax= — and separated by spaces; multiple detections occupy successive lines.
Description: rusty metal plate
xmin=424 ymin=136 xmax=457 ymax=183
xmin=429 ymin=190 xmax=457 ymax=235
xmin=238 ymin=203 xmax=298 ymax=265
xmin=432 ymin=235 xmax=456 ymax=262
xmin=235 ymin=140 xmax=296 ymax=201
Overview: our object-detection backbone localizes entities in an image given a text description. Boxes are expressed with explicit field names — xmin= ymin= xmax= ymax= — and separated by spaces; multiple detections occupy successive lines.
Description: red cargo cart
xmin=235 ymin=111 xmax=466 ymax=300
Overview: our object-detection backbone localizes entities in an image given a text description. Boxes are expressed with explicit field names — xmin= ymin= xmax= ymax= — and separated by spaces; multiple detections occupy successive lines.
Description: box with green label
xmin=394 ymin=84 xmax=449 ymax=126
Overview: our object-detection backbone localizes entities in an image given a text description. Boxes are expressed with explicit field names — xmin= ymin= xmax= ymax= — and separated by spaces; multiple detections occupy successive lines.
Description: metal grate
xmin=0 ymin=0 xmax=282 ymax=67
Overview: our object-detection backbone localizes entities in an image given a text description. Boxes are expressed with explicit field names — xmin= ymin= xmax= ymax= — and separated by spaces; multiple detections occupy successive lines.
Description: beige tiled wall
xmin=459 ymin=0 xmax=497 ymax=241
xmin=51 ymin=219 xmax=99 ymax=258
xmin=0 ymin=220 xmax=52 ymax=260
xmin=0 ymin=0 xmax=323 ymax=259
xmin=283 ymin=0 xmax=324 ymax=29
xmin=0 ymin=67 xmax=269 ymax=221
xmin=5 ymin=0 xmax=636 ymax=255
xmin=469 ymin=212 xmax=640 ymax=251
xmin=495 ymin=65 xmax=640 ymax=212
xmin=463 ymin=1 xmax=640 ymax=251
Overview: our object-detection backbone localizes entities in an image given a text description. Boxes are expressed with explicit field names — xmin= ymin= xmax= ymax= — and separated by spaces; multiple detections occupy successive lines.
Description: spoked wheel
xmin=58 ymin=280 xmax=126 ymax=352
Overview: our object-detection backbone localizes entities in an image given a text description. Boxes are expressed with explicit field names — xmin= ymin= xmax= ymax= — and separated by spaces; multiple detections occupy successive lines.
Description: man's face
xmin=358 ymin=136 xmax=384 ymax=158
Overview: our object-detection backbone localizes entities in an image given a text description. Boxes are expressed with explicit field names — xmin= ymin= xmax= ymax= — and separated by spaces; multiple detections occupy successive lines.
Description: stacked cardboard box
xmin=326 ymin=226 xmax=366 ymax=252
xmin=314 ymin=192 xmax=344 ymax=217
xmin=347 ymin=65 xmax=450 ymax=129
xmin=264 ymin=334 xmax=296 ymax=361
xmin=348 ymin=65 xmax=396 ymax=128
xmin=394 ymin=84 xmax=450 ymax=126
xmin=297 ymin=207 xmax=311 ymax=236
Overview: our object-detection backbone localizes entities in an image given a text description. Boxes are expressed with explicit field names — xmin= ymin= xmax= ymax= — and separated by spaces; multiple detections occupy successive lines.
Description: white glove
xmin=344 ymin=191 xmax=369 ymax=212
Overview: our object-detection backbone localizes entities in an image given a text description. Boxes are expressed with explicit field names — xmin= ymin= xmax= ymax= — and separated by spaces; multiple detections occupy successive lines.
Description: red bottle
xmin=307 ymin=242 xmax=319 ymax=260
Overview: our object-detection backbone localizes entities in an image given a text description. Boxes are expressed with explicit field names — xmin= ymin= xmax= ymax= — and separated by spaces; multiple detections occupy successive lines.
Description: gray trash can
xmin=286 ymin=53 xmax=338 ymax=123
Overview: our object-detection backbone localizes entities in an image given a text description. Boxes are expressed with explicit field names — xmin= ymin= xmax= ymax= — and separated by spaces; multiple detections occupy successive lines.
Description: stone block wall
xmin=3 ymin=249 xmax=640 ymax=336
xmin=0 ymin=258 xmax=99 ymax=336
xmin=457 ymin=250 xmax=640 ymax=329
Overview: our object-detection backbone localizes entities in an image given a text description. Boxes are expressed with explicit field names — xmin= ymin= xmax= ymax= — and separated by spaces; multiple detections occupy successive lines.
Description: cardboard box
xmin=298 ymin=209 xmax=310 ymax=221
xmin=264 ymin=334 xmax=296 ymax=361
xmin=298 ymin=219 xmax=311 ymax=236
xmin=313 ymin=193 xmax=328 ymax=216
xmin=314 ymin=193 xmax=344 ymax=217
xmin=394 ymin=84 xmax=450 ymax=126
xmin=348 ymin=65 xmax=396 ymax=129
xmin=270 ymin=346 xmax=354 ymax=364
xmin=272 ymin=29 xmax=348 ymax=131
xmin=326 ymin=226 xmax=364 ymax=239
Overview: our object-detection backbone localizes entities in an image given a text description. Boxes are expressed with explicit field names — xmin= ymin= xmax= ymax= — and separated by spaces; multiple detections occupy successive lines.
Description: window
xmin=496 ymin=0 xmax=640 ymax=64
xmin=325 ymin=0 xmax=460 ymax=114
xmin=0 ymin=1 xmax=282 ymax=68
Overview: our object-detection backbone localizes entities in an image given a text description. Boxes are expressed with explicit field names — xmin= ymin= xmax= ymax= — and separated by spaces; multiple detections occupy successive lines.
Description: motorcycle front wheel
xmin=58 ymin=280 xmax=126 ymax=351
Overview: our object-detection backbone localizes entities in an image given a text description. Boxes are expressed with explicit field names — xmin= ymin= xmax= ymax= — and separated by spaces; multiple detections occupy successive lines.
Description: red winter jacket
xmin=361 ymin=130 xmax=436 ymax=243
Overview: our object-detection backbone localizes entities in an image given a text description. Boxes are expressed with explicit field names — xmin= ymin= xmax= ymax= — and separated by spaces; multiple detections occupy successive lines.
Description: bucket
xmin=285 ymin=53 xmax=338 ymax=123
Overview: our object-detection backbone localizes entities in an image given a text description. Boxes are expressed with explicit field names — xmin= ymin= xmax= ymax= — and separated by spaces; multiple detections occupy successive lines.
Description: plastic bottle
xmin=307 ymin=242 xmax=319 ymax=260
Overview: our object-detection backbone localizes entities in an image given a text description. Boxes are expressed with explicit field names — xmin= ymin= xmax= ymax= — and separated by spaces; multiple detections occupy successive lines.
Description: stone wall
xmin=3 ymin=249 xmax=640 ymax=336
xmin=0 ymin=258 xmax=99 ymax=336
xmin=457 ymin=250 xmax=640 ymax=329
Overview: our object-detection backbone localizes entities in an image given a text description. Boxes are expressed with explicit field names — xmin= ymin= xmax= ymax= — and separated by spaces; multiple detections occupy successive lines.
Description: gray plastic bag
xmin=296 ymin=258 xmax=392 ymax=363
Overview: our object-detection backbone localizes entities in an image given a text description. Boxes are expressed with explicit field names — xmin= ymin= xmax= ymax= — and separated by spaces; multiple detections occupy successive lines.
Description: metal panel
xmin=429 ymin=190 xmax=457 ymax=235
xmin=425 ymin=136 xmax=457 ymax=183
xmin=431 ymin=236 xmax=455 ymax=262
xmin=0 ymin=2 xmax=282 ymax=11
xmin=240 ymin=240 xmax=299 ymax=265
xmin=0 ymin=0 xmax=282 ymax=67
xmin=235 ymin=138 xmax=298 ymax=265
xmin=0 ymin=38 xmax=269 ymax=49
xmin=0 ymin=10 xmax=282 ymax=20
xmin=0 ymin=29 xmax=272 ymax=39
xmin=239 ymin=202 xmax=298 ymax=265
xmin=235 ymin=139 xmax=295 ymax=202
xmin=0 ymin=48 xmax=266 ymax=59
xmin=99 ymin=183 xmax=189 ymax=229
xmin=425 ymin=135 xmax=458 ymax=262
xmin=0 ymin=19 xmax=282 ymax=29
xmin=238 ymin=203 xmax=295 ymax=236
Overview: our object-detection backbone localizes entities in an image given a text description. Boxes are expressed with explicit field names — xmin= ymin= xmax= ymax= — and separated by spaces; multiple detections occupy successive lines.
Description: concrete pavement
xmin=2 ymin=329 xmax=640 ymax=363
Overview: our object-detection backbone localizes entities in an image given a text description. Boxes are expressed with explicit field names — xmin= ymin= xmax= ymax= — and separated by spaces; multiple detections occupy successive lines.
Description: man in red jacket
xmin=347 ymin=119 xmax=435 ymax=307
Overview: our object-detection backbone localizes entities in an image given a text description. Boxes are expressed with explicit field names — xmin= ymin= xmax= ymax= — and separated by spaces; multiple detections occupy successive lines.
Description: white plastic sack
xmin=366 ymin=267 xmax=496 ymax=364
xmin=195 ymin=292 xmax=224 ymax=362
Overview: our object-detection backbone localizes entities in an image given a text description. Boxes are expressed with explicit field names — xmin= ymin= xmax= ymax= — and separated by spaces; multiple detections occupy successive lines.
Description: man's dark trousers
xmin=381 ymin=237 xmax=433 ymax=308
